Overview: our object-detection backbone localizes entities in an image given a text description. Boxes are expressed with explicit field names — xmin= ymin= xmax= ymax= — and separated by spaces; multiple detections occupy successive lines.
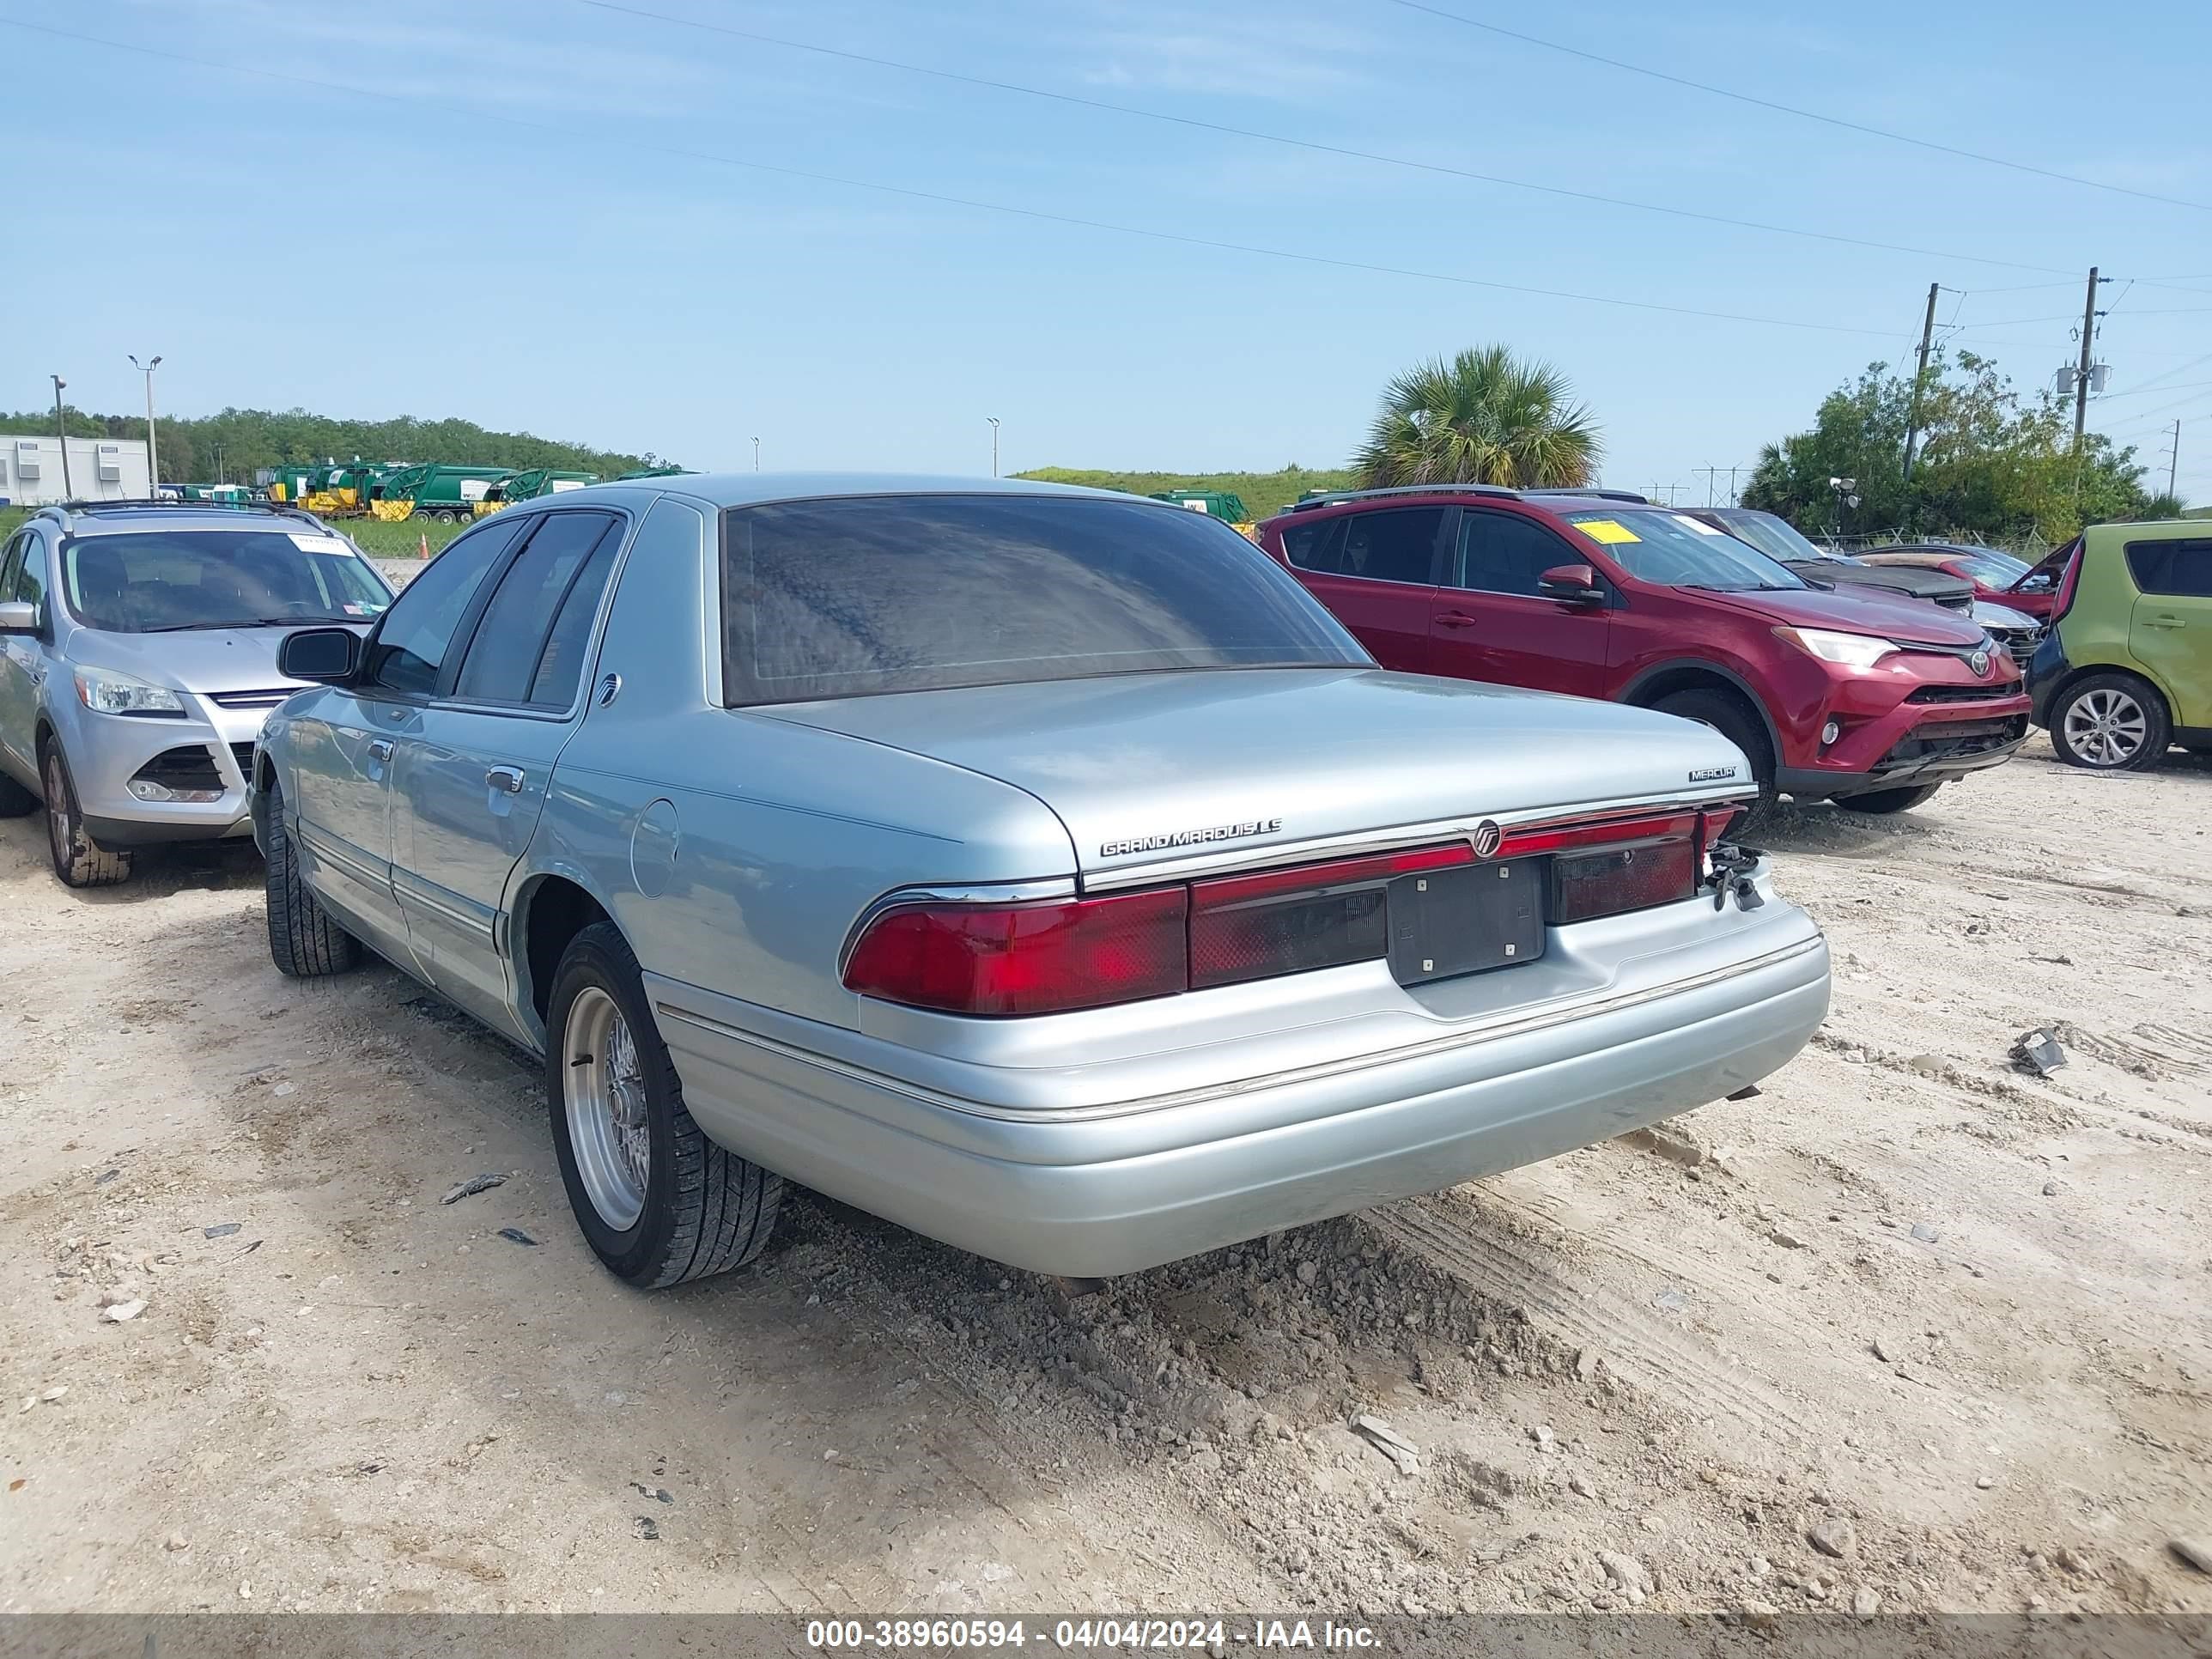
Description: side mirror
xmin=278 ymin=627 xmax=362 ymax=684
xmin=0 ymin=601 xmax=34 ymax=635
xmin=1537 ymin=563 xmax=1602 ymax=604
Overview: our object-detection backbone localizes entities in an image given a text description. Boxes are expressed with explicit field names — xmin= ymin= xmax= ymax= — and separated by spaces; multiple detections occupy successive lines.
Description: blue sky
xmin=9 ymin=0 xmax=2211 ymax=501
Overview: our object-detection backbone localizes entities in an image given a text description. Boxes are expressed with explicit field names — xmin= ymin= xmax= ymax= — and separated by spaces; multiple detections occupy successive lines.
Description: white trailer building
xmin=0 ymin=434 xmax=152 ymax=506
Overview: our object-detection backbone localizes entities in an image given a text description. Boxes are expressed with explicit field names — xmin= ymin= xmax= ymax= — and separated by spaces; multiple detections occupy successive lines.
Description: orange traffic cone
xmin=418 ymin=530 xmax=431 ymax=560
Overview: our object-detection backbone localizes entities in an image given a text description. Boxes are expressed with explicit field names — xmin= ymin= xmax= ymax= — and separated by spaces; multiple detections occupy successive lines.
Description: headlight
xmin=73 ymin=666 xmax=187 ymax=717
xmin=1776 ymin=627 xmax=1899 ymax=671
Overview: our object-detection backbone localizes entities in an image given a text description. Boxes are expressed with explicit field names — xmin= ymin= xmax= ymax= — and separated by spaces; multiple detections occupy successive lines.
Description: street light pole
xmin=751 ymin=436 xmax=760 ymax=472
xmin=51 ymin=375 xmax=73 ymax=498
xmin=987 ymin=416 xmax=1000 ymax=479
xmin=130 ymin=354 xmax=162 ymax=496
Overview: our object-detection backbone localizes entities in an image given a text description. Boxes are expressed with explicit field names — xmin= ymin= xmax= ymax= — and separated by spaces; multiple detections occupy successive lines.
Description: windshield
xmin=61 ymin=530 xmax=392 ymax=634
xmin=1708 ymin=509 xmax=1832 ymax=564
xmin=1952 ymin=549 xmax=2031 ymax=584
xmin=1564 ymin=510 xmax=1808 ymax=592
xmin=720 ymin=494 xmax=1370 ymax=704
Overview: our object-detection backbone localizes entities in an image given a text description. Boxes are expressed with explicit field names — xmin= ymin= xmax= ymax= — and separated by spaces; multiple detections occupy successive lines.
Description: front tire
xmin=40 ymin=743 xmax=131 ymax=888
xmin=2050 ymin=673 xmax=2169 ymax=771
xmin=1835 ymin=782 xmax=1943 ymax=815
xmin=263 ymin=778 xmax=361 ymax=976
xmin=548 ymin=922 xmax=782 ymax=1289
xmin=1653 ymin=687 xmax=1778 ymax=829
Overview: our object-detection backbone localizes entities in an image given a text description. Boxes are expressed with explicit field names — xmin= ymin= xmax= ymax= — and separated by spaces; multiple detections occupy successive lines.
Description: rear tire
xmin=0 ymin=766 xmax=33 ymax=818
xmin=40 ymin=743 xmax=131 ymax=888
xmin=1835 ymin=782 xmax=1942 ymax=815
xmin=548 ymin=922 xmax=782 ymax=1289
xmin=264 ymin=778 xmax=361 ymax=976
xmin=1652 ymin=687 xmax=1778 ymax=829
xmin=2050 ymin=672 xmax=2169 ymax=771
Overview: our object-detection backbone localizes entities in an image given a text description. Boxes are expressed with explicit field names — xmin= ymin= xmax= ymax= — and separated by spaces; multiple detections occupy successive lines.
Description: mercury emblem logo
xmin=1969 ymin=647 xmax=1992 ymax=677
xmin=1471 ymin=819 xmax=1503 ymax=859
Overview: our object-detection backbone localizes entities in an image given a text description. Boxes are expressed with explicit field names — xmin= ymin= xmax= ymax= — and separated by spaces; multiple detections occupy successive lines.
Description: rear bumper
xmin=648 ymin=906 xmax=1831 ymax=1276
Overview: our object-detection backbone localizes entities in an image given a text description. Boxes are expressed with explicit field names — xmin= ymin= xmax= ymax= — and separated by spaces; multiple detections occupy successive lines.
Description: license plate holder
xmin=1387 ymin=858 xmax=1545 ymax=985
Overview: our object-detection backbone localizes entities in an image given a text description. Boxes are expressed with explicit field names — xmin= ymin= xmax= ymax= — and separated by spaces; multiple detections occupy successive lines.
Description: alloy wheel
xmin=2063 ymin=687 xmax=2148 ymax=767
xmin=562 ymin=985 xmax=651 ymax=1230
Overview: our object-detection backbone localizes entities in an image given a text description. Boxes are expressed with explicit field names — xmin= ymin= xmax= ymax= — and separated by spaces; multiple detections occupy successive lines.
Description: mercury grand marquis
xmin=250 ymin=476 xmax=1829 ymax=1287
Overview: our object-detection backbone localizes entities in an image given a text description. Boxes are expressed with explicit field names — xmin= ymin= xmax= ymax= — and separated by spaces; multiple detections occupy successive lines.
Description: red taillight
xmin=1498 ymin=811 xmax=1702 ymax=859
xmin=1188 ymin=842 xmax=1473 ymax=990
xmin=842 ymin=889 xmax=1188 ymax=1017
xmin=2051 ymin=544 xmax=2085 ymax=622
xmin=1550 ymin=838 xmax=1698 ymax=924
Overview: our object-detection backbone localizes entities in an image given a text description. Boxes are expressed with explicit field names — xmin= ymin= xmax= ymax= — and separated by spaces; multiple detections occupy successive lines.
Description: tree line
xmin=1335 ymin=342 xmax=2179 ymax=546
xmin=0 ymin=404 xmax=654 ymax=486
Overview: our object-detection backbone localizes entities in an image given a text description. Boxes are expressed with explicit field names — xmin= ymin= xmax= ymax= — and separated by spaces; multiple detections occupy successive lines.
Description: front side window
xmin=1567 ymin=511 xmax=1807 ymax=593
xmin=452 ymin=512 xmax=623 ymax=708
xmin=2015 ymin=538 xmax=2079 ymax=594
xmin=58 ymin=529 xmax=392 ymax=634
xmin=1455 ymin=511 xmax=1583 ymax=597
xmin=720 ymin=494 xmax=1370 ymax=706
xmin=362 ymin=516 xmax=527 ymax=696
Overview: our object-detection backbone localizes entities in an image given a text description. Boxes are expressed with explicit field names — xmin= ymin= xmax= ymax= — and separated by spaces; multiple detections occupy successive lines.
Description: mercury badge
xmin=1470 ymin=818 xmax=1503 ymax=859
xmin=1969 ymin=647 xmax=1992 ymax=677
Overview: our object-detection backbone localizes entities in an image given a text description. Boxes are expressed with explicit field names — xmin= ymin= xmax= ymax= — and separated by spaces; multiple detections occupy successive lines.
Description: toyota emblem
xmin=1969 ymin=648 xmax=1991 ymax=677
xmin=1472 ymin=819 xmax=1503 ymax=859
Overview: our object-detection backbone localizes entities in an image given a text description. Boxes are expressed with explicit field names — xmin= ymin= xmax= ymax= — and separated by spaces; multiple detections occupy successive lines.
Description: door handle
xmin=367 ymin=738 xmax=394 ymax=762
xmin=2145 ymin=615 xmax=2186 ymax=628
xmin=1436 ymin=611 xmax=1481 ymax=629
xmin=486 ymin=765 xmax=526 ymax=794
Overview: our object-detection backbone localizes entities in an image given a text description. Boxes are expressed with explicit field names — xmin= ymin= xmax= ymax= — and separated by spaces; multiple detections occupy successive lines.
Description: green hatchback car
xmin=2027 ymin=520 xmax=2212 ymax=769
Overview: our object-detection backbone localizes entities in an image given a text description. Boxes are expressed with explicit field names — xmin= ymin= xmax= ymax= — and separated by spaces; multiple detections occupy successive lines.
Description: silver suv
xmin=0 ymin=500 xmax=392 ymax=886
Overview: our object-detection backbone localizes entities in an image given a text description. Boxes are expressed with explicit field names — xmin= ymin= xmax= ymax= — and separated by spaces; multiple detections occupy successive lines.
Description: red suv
xmin=1257 ymin=487 xmax=2031 ymax=817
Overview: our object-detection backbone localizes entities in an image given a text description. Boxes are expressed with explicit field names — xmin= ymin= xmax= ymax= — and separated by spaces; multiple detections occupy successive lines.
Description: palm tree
xmin=1354 ymin=346 xmax=1601 ymax=489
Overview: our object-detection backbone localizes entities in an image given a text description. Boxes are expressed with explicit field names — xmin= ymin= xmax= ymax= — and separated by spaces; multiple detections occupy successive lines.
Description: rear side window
xmin=363 ymin=515 xmax=529 ymax=696
xmin=453 ymin=512 xmax=622 ymax=707
xmin=1455 ymin=511 xmax=1580 ymax=596
xmin=1336 ymin=508 xmax=1446 ymax=584
xmin=719 ymin=494 xmax=1368 ymax=706
xmin=13 ymin=533 xmax=46 ymax=612
xmin=2124 ymin=538 xmax=2212 ymax=599
xmin=1279 ymin=515 xmax=1346 ymax=574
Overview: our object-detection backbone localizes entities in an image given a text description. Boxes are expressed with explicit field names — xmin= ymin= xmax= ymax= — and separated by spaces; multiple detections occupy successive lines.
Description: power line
xmin=1384 ymin=0 xmax=2212 ymax=215
xmin=0 ymin=14 xmax=1908 ymax=340
xmin=577 ymin=0 xmax=2077 ymax=277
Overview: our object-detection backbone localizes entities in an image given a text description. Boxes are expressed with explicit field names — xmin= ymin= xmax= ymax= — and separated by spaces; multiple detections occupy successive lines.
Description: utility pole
xmin=988 ymin=416 xmax=1000 ymax=478
xmin=1729 ymin=465 xmax=1741 ymax=506
xmin=2073 ymin=266 xmax=2100 ymax=450
xmin=2170 ymin=421 xmax=2182 ymax=500
xmin=51 ymin=375 xmax=72 ymax=498
xmin=1694 ymin=466 xmax=1719 ymax=506
xmin=130 ymin=354 xmax=162 ymax=495
xmin=1901 ymin=281 xmax=1938 ymax=483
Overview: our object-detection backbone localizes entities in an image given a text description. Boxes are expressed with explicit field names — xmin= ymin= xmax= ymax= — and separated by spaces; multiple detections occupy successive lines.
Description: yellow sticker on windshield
xmin=1571 ymin=518 xmax=1641 ymax=544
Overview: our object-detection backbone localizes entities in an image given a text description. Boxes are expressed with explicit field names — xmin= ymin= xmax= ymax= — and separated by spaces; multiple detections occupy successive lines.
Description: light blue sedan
xmin=251 ymin=476 xmax=1828 ymax=1286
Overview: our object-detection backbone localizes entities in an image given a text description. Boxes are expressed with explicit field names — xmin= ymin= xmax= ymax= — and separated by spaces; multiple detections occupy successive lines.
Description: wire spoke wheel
xmin=562 ymin=986 xmax=651 ymax=1230
xmin=2063 ymin=687 xmax=2147 ymax=767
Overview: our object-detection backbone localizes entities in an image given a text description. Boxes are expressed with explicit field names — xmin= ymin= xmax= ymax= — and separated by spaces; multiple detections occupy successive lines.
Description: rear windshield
xmin=718 ymin=494 xmax=1369 ymax=705
xmin=61 ymin=530 xmax=392 ymax=634
xmin=1564 ymin=510 xmax=1808 ymax=592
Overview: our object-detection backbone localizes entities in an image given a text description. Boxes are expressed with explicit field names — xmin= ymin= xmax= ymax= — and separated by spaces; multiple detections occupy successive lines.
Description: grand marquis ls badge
xmin=1100 ymin=817 xmax=1284 ymax=858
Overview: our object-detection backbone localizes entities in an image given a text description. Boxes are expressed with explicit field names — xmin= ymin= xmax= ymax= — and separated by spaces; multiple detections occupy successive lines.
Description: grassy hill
xmin=1014 ymin=465 xmax=1358 ymax=520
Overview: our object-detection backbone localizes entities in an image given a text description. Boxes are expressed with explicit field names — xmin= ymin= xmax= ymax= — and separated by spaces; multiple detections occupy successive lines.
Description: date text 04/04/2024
xmin=803 ymin=1619 xmax=1380 ymax=1650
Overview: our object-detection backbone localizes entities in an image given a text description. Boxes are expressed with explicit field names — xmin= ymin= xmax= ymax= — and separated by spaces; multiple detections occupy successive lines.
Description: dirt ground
xmin=2 ymin=736 xmax=2208 ymax=1619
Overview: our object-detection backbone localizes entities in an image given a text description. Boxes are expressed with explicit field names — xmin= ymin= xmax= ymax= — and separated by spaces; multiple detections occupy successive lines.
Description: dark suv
xmin=1257 ymin=487 xmax=2031 ymax=817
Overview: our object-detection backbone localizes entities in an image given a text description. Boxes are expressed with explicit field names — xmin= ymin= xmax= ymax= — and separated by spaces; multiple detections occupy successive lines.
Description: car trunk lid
xmin=755 ymin=666 xmax=1753 ymax=882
